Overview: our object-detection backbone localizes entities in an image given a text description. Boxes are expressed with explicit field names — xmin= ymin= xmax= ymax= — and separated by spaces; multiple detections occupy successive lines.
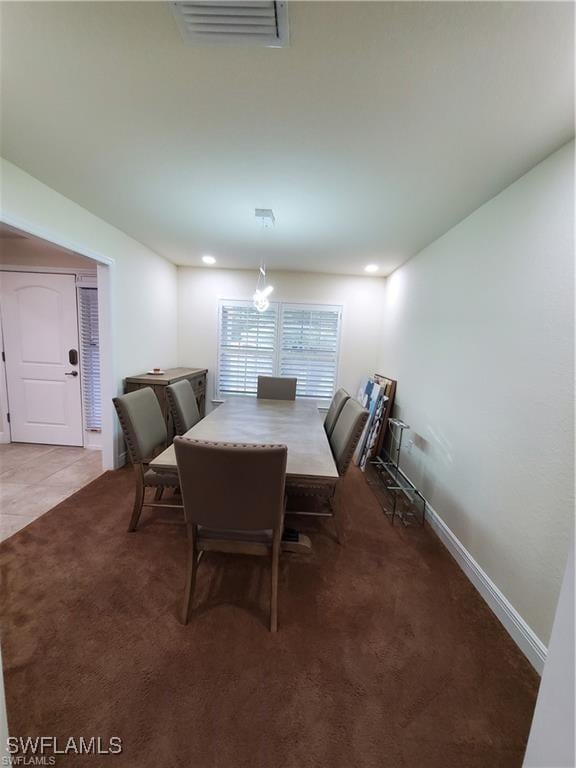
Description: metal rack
xmin=367 ymin=418 xmax=426 ymax=527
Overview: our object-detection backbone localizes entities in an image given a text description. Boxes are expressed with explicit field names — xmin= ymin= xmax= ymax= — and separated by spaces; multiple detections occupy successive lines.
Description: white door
xmin=0 ymin=272 xmax=83 ymax=446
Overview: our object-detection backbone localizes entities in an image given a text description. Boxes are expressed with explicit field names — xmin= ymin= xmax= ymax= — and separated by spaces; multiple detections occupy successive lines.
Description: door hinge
xmin=1 ymin=350 xmax=4 ymax=362
xmin=6 ymin=413 xmax=10 ymax=423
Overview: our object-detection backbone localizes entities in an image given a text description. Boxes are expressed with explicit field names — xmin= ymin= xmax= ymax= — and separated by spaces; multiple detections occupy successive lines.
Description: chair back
xmin=166 ymin=380 xmax=201 ymax=435
xmin=324 ymin=388 xmax=350 ymax=437
xmin=329 ymin=398 xmax=369 ymax=476
xmin=113 ymin=388 xmax=167 ymax=463
xmin=257 ymin=376 xmax=297 ymax=401
xmin=174 ymin=438 xmax=287 ymax=531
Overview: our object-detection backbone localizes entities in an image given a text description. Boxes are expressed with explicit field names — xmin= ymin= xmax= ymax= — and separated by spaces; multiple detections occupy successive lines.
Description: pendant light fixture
xmin=253 ymin=208 xmax=275 ymax=313
xmin=253 ymin=265 xmax=274 ymax=312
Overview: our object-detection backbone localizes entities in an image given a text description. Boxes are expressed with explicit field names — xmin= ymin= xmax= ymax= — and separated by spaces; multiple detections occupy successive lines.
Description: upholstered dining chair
xmin=257 ymin=375 xmax=297 ymax=401
xmin=287 ymin=397 xmax=368 ymax=543
xmin=323 ymin=388 xmax=350 ymax=438
xmin=166 ymin=379 xmax=201 ymax=436
xmin=113 ymin=388 xmax=181 ymax=532
xmin=174 ymin=437 xmax=288 ymax=631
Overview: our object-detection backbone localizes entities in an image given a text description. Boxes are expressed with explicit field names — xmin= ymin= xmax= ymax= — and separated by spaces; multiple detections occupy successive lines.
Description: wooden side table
xmin=124 ymin=367 xmax=208 ymax=437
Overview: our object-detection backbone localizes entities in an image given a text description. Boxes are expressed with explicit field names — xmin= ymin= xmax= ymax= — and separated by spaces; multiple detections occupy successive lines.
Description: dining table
xmin=150 ymin=397 xmax=339 ymax=553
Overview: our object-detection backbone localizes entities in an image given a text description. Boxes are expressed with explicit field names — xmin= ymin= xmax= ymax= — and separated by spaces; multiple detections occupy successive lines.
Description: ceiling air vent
xmin=170 ymin=1 xmax=289 ymax=48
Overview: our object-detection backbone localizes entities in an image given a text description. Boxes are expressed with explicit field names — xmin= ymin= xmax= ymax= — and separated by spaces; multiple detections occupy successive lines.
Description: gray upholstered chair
xmin=174 ymin=438 xmax=287 ymax=631
xmin=166 ymin=379 xmax=201 ymax=435
xmin=324 ymin=388 xmax=350 ymax=438
xmin=113 ymin=387 xmax=181 ymax=532
xmin=328 ymin=398 xmax=369 ymax=476
xmin=287 ymin=397 xmax=368 ymax=542
xmin=257 ymin=376 xmax=297 ymax=401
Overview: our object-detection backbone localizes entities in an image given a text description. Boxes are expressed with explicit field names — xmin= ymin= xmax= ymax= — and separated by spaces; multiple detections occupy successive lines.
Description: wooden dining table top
xmin=150 ymin=397 xmax=339 ymax=481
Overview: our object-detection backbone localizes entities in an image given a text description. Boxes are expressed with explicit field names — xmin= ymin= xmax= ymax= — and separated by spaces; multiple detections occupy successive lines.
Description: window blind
xmin=78 ymin=287 xmax=101 ymax=431
xmin=217 ymin=300 xmax=341 ymax=402
xmin=218 ymin=301 xmax=279 ymax=397
xmin=279 ymin=304 xmax=341 ymax=400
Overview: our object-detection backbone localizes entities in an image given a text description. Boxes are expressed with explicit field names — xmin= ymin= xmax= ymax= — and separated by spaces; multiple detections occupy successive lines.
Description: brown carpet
xmin=1 ymin=466 xmax=538 ymax=768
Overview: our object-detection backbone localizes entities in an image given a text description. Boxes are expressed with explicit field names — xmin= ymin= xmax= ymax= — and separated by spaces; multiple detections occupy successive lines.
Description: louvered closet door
xmin=78 ymin=287 xmax=101 ymax=432
xmin=218 ymin=301 xmax=279 ymax=397
xmin=0 ymin=271 xmax=83 ymax=445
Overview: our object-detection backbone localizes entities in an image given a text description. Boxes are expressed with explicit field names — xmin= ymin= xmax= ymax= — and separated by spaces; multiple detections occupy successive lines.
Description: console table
xmin=124 ymin=367 xmax=207 ymax=436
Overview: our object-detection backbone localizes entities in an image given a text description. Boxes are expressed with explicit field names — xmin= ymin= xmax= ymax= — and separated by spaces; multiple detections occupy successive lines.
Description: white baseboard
xmin=0 ymin=432 xmax=9 ymax=444
xmin=425 ymin=502 xmax=547 ymax=674
xmin=83 ymin=431 xmax=102 ymax=450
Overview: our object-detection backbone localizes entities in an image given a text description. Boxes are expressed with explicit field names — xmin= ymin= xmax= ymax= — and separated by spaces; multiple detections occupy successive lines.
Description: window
xmin=218 ymin=300 xmax=342 ymax=402
xmin=279 ymin=304 xmax=342 ymax=400
xmin=218 ymin=301 xmax=278 ymax=397
xmin=78 ymin=287 xmax=101 ymax=431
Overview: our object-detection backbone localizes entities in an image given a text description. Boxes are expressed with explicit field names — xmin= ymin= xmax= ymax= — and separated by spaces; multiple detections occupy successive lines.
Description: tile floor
xmin=0 ymin=443 xmax=103 ymax=542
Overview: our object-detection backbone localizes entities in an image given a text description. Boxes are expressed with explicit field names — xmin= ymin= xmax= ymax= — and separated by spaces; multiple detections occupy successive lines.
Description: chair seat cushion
xmin=198 ymin=526 xmax=273 ymax=543
xmin=144 ymin=469 xmax=180 ymax=487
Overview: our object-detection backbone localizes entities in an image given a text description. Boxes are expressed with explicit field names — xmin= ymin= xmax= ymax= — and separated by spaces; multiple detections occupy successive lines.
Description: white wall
xmin=177 ymin=268 xmax=386 ymax=407
xmin=0 ymin=158 xmax=179 ymax=463
xmin=524 ymin=544 xmax=575 ymax=767
xmin=379 ymin=142 xmax=574 ymax=647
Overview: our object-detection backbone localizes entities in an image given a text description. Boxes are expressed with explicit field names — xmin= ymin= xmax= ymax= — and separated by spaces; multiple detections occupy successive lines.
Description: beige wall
xmin=0 ymin=235 xmax=96 ymax=269
xmin=379 ymin=142 xmax=574 ymax=644
xmin=177 ymin=267 xmax=386 ymax=407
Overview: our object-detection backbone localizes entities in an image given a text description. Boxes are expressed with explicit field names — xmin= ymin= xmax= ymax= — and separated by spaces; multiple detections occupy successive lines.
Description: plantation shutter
xmin=218 ymin=301 xmax=279 ymax=397
xmin=78 ymin=287 xmax=101 ymax=430
xmin=279 ymin=304 xmax=341 ymax=401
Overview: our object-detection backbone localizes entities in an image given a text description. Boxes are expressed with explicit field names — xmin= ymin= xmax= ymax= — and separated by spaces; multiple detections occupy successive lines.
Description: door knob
xmin=65 ymin=371 xmax=79 ymax=377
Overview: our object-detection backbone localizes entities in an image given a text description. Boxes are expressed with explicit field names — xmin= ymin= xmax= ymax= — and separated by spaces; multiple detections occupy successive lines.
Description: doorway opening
xmin=0 ymin=222 xmax=112 ymax=541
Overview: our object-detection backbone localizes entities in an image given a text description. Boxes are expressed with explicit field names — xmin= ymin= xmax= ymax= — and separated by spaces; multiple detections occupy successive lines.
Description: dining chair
xmin=323 ymin=388 xmax=350 ymax=438
xmin=287 ymin=397 xmax=368 ymax=543
xmin=174 ymin=437 xmax=287 ymax=631
xmin=166 ymin=379 xmax=201 ymax=435
xmin=257 ymin=375 xmax=297 ymax=401
xmin=113 ymin=387 xmax=181 ymax=532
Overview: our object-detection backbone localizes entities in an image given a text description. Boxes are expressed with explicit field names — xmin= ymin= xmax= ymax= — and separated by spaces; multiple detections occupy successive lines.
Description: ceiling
xmin=0 ymin=2 xmax=573 ymax=276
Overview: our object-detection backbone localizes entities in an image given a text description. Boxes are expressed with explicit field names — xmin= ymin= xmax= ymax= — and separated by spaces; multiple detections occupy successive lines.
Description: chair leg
xmin=329 ymin=493 xmax=343 ymax=545
xmin=181 ymin=527 xmax=198 ymax=625
xmin=128 ymin=465 xmax=145 ymax=532
xmin=154 ymin=486 xmax=164 ymax=501
xmin=270 ymin=533 xmax=281 ymax=632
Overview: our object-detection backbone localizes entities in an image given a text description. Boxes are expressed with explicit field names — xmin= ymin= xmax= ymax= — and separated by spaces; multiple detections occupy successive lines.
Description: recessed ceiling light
xmin=202 ymin=255 xmax=216 ymax=265
xmin=365 ymin=264 xmax=379 ymax=273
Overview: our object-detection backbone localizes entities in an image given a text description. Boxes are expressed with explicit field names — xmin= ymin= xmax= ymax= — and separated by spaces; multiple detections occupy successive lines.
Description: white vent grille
xmin=170 ymin=1 xmax=289 ymax=47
